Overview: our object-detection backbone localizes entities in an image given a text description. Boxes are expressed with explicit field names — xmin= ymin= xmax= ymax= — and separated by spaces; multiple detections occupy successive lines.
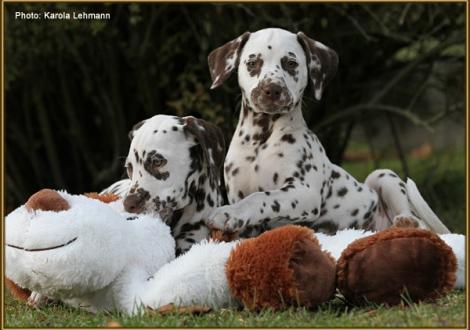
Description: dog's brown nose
xmin=123 ymin=194 xmax=145 ymax=213
xmin=262 ymin=83 xmax=283 ymax=101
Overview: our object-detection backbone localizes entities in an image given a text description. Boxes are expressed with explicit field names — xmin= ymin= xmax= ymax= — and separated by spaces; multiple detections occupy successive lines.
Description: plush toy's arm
xmin=138 ymin=240 xmax=239 ymax=311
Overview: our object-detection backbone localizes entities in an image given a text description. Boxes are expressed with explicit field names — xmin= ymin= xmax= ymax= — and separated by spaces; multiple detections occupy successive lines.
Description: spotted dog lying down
xmin=103 ymin=115 xmax=225 ymax=255
xmin=206 ymin=27 xmax=450 ymax=237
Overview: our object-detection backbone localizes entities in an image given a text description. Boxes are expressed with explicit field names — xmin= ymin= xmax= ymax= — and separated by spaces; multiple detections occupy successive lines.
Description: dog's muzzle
xmin=251 ymin=80 xmax=293 ymax=113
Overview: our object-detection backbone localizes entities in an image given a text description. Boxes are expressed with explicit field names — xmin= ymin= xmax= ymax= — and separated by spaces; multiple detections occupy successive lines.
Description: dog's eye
xmin=287 ymin=60 xmax=298 ymax=68
xmin=150 ymin=155 xmax=167 ymax=168
xmin=247 ymin=61 xmax=257 ymax=68
xmin=126 ymin=163 xmax=133 ymax=178
xmin=152 ymin=158 xmax=164 ymax=167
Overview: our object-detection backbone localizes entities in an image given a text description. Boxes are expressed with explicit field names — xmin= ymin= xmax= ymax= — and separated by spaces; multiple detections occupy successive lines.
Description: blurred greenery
xmin=5 ymin=3 xmax=465 ymax=216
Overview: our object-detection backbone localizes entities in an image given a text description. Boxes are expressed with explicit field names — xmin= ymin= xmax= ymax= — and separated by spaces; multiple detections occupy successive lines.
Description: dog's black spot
xmin=351 ymin=209 xmax=359 ymax=216
xmin=206 ymin=194 xmax=215 ymax=207
xmin=331 ymin=170 xmax=341 ymax=179
xmin=273 ymin=172 xmax=279 ymax=184
xmin=337 ymin=187 xmax=348 ymax=197
xmin=271 ymin=200 xmax=280 ymax=212
xmin=252 ymin=113 xmax=274 ymax=144
xmin=281 ymin=134 xmax=296 ymax=144
xmin=238 ymin=190 xmax=245 ymax=199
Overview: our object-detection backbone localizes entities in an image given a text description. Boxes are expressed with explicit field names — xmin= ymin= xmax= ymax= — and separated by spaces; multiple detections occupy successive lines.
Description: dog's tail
xmin=406 ymin=178 xmax=451 ymax=234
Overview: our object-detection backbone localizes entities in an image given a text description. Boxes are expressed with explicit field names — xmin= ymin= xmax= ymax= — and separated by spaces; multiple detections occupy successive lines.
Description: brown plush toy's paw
xmin=225 ymin=225 xmax=336 ymax=310
xmin=337 ymin=228 xmax=457 ymax=305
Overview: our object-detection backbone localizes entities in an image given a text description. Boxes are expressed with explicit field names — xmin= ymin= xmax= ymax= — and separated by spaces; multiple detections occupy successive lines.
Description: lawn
xmin=4 ymin=291 xmax=466 ymax=328
xmin=4 ymin=149 xmax=466 ymax=328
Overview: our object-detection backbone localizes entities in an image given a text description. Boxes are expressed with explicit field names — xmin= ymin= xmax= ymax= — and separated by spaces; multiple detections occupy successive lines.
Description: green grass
xmin=4 ymin=291 xmax=466 ymax=328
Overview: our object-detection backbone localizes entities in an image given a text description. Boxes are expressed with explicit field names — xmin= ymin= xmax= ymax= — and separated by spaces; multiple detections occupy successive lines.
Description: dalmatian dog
xmin=102 ymin=114 xmax=226 ymax=255
xmin=206 ymin=27 xmax=450 ymax=237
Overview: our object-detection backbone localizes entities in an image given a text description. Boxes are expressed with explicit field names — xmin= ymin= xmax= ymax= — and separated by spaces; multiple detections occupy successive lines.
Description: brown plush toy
xmin=224 ymin=225 xmax=457 ymax=309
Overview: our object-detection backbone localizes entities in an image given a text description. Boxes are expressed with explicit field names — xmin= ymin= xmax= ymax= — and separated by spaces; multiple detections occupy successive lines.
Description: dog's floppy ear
xmin=183 ymin=116 xmax=226 ymax=188
xmin=297 ymin=32 xmax=338 ymax=101
xmin=128 ymin=119 xmax=146 ymax=141
xmin=208 ymin=31 xmax=251 ymax=89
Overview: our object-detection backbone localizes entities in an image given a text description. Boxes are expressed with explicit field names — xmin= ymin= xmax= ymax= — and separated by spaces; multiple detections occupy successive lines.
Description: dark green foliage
xmin=5 ymin=3 xmax=465 ymax=210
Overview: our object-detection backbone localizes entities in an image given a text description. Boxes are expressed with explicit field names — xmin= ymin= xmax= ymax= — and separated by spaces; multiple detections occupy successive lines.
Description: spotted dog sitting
xmin=103 ymin=115 xmax=225 ymax=255
xmin=206 ymin=28 xmax=450 ymax=237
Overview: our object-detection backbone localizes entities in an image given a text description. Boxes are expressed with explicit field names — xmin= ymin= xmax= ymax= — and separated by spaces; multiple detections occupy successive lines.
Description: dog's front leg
xmin=207 ymin=184 xmax=321 ymax=233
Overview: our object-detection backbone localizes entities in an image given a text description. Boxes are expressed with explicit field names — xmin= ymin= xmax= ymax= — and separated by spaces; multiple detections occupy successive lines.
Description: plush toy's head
xmin=6 ymin=189 xmax=175 ymax=299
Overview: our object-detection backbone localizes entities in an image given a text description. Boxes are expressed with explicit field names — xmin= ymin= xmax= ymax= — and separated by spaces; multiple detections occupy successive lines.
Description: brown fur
xmin=337 ymin=228 xmax=457 ymax=305
xmin=25 ymin=189 xmax=70 ymax=212
xmin=85 ymin=192 xmax=120 ymax=204
xmin=5 ymin=278 xmax=31 ymax=302
xmin=208 ymin=32 xmax=250 ymax=88
xmin=225 ymin=225 xmax=336 ymax=310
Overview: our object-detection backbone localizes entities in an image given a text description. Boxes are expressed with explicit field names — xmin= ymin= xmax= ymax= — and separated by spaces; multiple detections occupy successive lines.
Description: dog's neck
xmin=168 ymin=171 xmax=223 ymax=229
xmin=235 ymin=99 xmax=307 ymax=145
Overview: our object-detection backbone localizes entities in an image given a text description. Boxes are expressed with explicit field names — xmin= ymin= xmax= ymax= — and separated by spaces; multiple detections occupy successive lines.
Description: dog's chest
xmin=224 ymin=131 xmax=302 ymax=202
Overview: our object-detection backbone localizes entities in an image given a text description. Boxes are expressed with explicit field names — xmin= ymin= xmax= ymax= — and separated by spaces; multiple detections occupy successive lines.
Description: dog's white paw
xmin=207 ymin=206 xmax=243 ymax=232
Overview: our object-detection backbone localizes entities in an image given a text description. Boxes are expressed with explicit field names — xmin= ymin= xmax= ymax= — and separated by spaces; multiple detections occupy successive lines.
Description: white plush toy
xmin=5 ymin=189 xmax=465 ymax=314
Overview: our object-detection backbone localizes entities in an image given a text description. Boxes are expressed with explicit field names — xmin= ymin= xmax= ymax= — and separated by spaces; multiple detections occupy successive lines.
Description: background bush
xmin=5 ymin=3 xmax=465 ymax=228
